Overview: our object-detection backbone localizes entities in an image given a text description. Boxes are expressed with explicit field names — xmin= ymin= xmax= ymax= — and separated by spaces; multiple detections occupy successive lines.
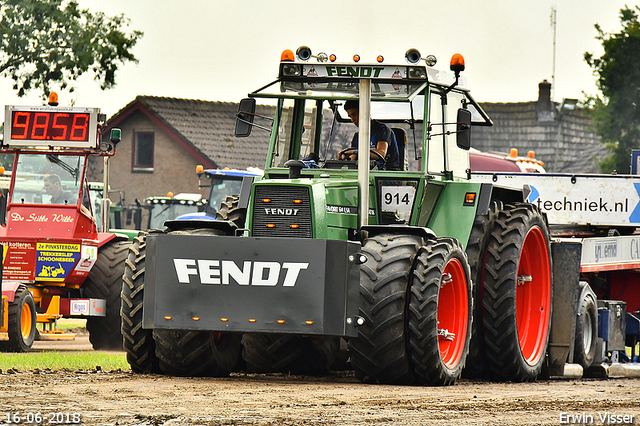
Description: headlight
xmin=407 ymin=66 xmax=427 ymax=79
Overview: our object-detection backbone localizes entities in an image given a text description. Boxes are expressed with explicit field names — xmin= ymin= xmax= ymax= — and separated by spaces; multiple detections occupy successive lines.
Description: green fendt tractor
xmin=121 ymin=47 xmax=554 ymax=384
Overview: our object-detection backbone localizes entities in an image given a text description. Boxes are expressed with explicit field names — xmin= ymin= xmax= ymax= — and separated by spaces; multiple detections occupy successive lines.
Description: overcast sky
xmin=0 ymin=0 xmax=634 ymax=118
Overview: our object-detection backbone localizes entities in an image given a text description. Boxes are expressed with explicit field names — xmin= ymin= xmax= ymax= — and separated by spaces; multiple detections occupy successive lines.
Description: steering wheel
xmin=338 ymin=148 xmax=385 ymax=163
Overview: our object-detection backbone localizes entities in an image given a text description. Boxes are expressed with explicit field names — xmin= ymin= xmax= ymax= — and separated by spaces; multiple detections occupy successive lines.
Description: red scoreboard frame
xmin=3 ymin=105 xmax=99 ymax=148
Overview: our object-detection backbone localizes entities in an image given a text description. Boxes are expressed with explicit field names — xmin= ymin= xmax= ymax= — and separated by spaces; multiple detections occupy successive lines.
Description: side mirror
xmin=235 ymin=98 xmax=256 ymax=137
xmin=456 ymin=108 xmax=472 ymax=150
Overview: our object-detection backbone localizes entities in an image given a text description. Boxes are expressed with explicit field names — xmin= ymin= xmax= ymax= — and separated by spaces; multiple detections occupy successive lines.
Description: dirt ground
xmin=1 ymin=336 xmax=639 ymax=426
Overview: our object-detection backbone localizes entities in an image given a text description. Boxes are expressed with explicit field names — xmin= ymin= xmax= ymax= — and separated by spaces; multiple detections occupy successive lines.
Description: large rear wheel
xmin=409 ymin=238 xmax=472 ymax=385
xmin=463 ymin=201 xmax=501 ymax=379
xmin=483 ymin=203 xmax=552 ymax=382
xmin=84 ymin=240 xmax=131 ymax=350
xmin=121 ymin=232 xmax=160 ymax=373
xmin=215 ymin=194 xmax=246 ymax=227
xmin=348 ymin=233 xmax=423 ymax=384
xmin=0 ymin=285 xmax=36 ymax=352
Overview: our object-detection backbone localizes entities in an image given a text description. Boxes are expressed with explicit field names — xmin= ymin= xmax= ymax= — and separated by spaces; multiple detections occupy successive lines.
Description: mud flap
xmin=143 ymin=234 xmax=361 ymax=337
xmin=546 ymin=241 xmax=582 ymax=376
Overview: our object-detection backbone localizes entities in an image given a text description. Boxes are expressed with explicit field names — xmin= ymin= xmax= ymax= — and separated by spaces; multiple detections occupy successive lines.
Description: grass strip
xmin=0 ymin=351 xmax=129 ymax=372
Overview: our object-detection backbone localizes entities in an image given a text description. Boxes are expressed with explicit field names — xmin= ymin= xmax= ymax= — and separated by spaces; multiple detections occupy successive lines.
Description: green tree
xmin=585 ymin=6 xmax=640 ymax=173
xmin=0 ymin=0 xmax=142 ymax=97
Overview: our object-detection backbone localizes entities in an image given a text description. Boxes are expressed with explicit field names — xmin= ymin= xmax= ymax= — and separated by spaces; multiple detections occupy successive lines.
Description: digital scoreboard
xmin=3 ymin=105 xmax=100 ymax=148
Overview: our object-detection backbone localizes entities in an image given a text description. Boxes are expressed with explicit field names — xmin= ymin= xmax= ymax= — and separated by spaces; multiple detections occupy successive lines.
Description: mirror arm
xmin=239 ymin=111 xmax=274 ymax=122
xmin=236 ymin=116 xmax=272 ymax=133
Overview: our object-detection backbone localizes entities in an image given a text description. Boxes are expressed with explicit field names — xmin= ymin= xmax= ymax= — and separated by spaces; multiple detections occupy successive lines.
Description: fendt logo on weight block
xmin=173 ymin=259 xmax=309 ymax=287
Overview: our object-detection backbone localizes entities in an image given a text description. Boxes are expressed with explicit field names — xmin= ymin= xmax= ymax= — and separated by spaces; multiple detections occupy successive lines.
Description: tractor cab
xmin=5 ymin=152 xmax=97 ymax=240
xmin=238 ymin=48 xmax=492 ymax=180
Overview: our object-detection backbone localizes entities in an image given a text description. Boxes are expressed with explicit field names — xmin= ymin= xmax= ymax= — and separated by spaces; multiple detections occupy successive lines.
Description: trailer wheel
xmin=463 ymin=201 xmax=501 ymax=379
xmin=348 ymin=233 xmax=423 ymax=384
xmin=483 ymin=203 xmax=552 ymax=382
xmin=408 ymin=238 xmax=472 ymax=385
xmin=216 ymin=195 xmax=246 ymax=227
xmin=84 ymin=240 xmax=131 ymax=350
xmin=153 ymin=329 xmax=241 ymax=377
xmin=574 ymin=282 xmax=598 ymax=370
xmin=241 ymin=334 xmax=339 ymax=375
xmin=0 ymin=285 xmax=36 ymax=352
xmin=121 ymin=232 xmax=160 ymax=373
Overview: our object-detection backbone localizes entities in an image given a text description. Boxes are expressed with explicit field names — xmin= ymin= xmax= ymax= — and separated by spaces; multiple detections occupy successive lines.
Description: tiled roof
xmin=560 ymin=143 xmax=610 ymax=174
xmin=106 ymin=96 xmax=274 ymax=170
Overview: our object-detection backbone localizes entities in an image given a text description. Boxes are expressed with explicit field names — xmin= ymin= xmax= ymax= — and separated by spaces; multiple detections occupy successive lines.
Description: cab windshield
xmin=256 ymin=78 xmax=427 ymax=171
xmin=148 ymin=203 xmax=201 ymax=229
xmin=11 ymin=153 xmax=84 ymax=205
xmin=270 ymin=97 xmax=426 ymax=171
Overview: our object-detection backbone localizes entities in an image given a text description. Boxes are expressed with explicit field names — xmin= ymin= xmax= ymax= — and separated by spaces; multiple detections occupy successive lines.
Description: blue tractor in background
xmin=174 ymin=166 xmax=263 ymax=222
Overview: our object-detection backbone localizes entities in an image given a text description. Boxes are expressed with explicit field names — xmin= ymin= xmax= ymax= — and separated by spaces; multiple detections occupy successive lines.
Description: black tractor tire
xmin=154 ymin=329 xmax=242 ymax=377
xmin=84 ymin=240 xmax=131 ymax=350
xmin=348 ymin=233 xmax=423 ymax=384
xmin=151 ymin=228 xmax=243 ymax=376
xmin=242 ymin=334 xmax=340 ymax=375
xmin=121 ymin=232 xmax=160 ymax=373
xmin=408 ymin=238 xmax=472 ymax=385
xmin=574 ymin=282 xmax=598 ymax=370
xmin=0 ymin=285 xmax=36 ymax=352
xmin=216 ymin=194 xmax=246 ymax=228
xmin=463 ymin=201 xmax=501 ymax=379
xmin=483 ymin=203 xmax=553 ymax=382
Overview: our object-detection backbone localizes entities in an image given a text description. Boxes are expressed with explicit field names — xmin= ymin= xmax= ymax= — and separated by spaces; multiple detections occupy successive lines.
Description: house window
xmin=133 ymin=131 xmax=154 ymax=172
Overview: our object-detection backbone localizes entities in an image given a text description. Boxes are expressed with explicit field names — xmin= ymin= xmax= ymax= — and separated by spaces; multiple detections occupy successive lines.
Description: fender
xmin=96 ymin=232 xmax=129 ymax=248
xmin=476 ymin=182 xmax=525 ymax=217
xmin=1 ymin=280 xmax=22 ymax=302
xmin=173 ymin=212 xmax=216 ymax=222
xmin=362 ymin=224 xmax=437 ymax=241
xmin=164 ymin=219 xmax=238 ymax=235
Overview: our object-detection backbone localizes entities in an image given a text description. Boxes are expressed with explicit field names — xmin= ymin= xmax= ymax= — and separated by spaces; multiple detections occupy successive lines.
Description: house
xmin=474 ymin=81 xmax=605 ymax=173
xmin=89 ymin=96 xmax=274 ymax=212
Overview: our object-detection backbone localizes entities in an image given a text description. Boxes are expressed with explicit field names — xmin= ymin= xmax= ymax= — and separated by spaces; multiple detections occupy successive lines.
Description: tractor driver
xmin=337 ymin=99 xmax=401 ymax=171
xmin=43 ymin=174 xmax=76 ymax=205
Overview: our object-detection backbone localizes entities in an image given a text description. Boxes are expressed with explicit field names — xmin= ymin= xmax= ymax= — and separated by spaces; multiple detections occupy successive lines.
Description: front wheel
xmin=242 ymin=334 xmax=339 ymax=375
xmin=151 ymin=228 xmax=243 ymax=376
xmin=483 ymin=203 xmax=552 ymax=382
xmin=154 ymin=329 xmax=242 ymax=377
xmin=408 ymin=238 xmax=472 ymax=385
xmin=348 ymin=233 xmax=424 ymax=384
xmin=0 ymin=285 xmax=36 ymax=352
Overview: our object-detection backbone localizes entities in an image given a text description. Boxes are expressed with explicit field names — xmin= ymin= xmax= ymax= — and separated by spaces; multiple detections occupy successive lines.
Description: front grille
xmin=252 ymin=186 xmax=313 ymax=238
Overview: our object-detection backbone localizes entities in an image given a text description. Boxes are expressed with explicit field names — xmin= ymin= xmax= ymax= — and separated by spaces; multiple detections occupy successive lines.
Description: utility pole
xmin=551 ymin=7 xmax=557 ymax=101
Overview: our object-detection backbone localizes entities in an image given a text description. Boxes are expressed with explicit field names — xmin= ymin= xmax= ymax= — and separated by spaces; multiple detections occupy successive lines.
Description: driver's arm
xmin=371 ymin=141 xmax=388 ymax=160
xmin=339 ymin=140 xmax=388 ymax=161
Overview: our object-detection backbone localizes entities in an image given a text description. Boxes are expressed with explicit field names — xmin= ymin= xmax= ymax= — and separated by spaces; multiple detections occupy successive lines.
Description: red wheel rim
xmin=21 ymin=302 xmax=33 ymax=340
xmin=437 ymin=258 xmax=469 ymax=368
xmin=516 ymin=225 xmax=551 ymax=366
